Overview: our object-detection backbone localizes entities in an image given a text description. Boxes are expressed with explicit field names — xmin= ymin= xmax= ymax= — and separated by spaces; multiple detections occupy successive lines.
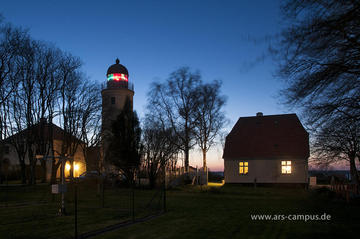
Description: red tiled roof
xmin=223 ymin=113 xmax=309 ymax=159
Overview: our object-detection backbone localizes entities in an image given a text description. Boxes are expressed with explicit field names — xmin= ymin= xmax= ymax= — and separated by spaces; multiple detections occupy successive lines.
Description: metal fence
xmin=0 ymin=179 xmax=165 ymax=239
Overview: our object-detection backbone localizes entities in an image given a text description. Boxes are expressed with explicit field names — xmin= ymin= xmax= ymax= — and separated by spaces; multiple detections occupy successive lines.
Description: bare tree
xmin=0 ymin=17 xmax=100 ymax=184
xmin=142 ymin=118 xmax=179 ymax=188
xmin=78 ymin=81 xmax=102 ymax=171
xmin=276 ymin=0 xmax=360 ymax=179
xmin=57 ymin=58 xmax=84 ymax=180
xmin=0 ymin=22 xmax=30 ymax=183
xmin=14 ymin=39 xmax=60 ymax=184
xmin=48 ymin=56 xmax=100 ymax=183
xmin=31 ymin=42 xmax=62 ymax=182
xmin=277 ymin=0 xmax=360 ymax=125
xmin=148 ymin=67 xmax=201 ymax=173
xmin=5 ymin=93 xmax=28 ymax=184
xmin=16 ymin=37 xmax=39 ymax=185
xmin=312 ymin=118 xmax=360 ymax=185
xmin=0 ymin=23 xmax=28 ymax=111
xmin=194 ymin=80 xmax=227 ymax=170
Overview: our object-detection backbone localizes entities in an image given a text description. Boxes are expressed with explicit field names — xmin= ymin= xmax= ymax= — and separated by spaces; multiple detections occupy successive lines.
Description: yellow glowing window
xmin=281 ymin=161 xmax=292 ymax=174
xmin=239 ymin=161 xmax=248 ymax=175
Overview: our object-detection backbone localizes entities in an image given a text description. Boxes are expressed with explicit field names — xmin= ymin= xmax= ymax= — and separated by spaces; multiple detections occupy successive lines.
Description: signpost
xmin=36 ymin=154 xmax=70 ymax=215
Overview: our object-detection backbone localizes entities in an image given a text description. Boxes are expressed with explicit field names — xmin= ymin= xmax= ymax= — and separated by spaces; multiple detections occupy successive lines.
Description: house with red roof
xmin=223 ymin=113 xmax=309 ymax=186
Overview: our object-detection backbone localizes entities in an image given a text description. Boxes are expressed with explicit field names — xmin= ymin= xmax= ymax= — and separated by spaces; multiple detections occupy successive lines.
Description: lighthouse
xmin=101 ymin=59 xmax=134 ymax=131
xmin=101 ymin=59 xmax=134 ymax=169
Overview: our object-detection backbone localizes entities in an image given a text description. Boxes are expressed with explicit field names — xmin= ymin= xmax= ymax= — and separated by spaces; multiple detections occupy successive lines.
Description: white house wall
xmin=224 ymin=158 xmax=308 ymax=184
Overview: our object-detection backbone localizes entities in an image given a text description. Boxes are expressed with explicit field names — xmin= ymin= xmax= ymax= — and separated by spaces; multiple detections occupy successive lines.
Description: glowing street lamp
xmin=74 ymin=163 xmax=80 ymax=178
xmin=65 ymin=163 xmax=71 ymax=171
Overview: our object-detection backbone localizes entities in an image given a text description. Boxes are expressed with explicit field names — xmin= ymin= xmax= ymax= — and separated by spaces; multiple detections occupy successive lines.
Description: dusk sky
xmin=1 ymin=0 xmax=294 ymax=171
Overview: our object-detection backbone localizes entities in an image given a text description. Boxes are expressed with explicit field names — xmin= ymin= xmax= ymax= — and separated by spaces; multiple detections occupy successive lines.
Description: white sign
xmin=51 ymin=184 xmax=67 ymax=194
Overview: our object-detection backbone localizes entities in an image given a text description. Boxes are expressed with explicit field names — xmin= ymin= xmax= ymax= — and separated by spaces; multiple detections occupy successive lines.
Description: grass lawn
xmin=1 ymin=183 xmax=359 ymax=239
xmin=95 ymin=184 xmax=360 ymax=239
xmin=0 ymin=183 xmax=163 ymax=239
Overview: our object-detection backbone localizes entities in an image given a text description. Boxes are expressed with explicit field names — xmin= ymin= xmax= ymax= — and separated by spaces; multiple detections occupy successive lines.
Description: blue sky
xmin=1 ymin=0 xmax=292 ymax=170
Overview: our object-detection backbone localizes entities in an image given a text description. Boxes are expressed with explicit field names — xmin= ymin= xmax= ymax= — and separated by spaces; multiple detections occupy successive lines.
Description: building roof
xmin=4 ymin=119 xmax=84 ymax=145
xmin=106 ymin=58 xmax=129 ymax=76
xmin=223 ymin=113 xmax=309 ymax=159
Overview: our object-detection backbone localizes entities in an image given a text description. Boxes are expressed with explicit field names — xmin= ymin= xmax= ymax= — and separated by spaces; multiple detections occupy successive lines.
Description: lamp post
xmin=60 ymin=156 xmax=66 ymax=215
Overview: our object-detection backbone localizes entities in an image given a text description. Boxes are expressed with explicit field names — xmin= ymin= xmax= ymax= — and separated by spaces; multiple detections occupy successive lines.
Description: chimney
xmin=256 ymin=112 xmax=263 ymax=117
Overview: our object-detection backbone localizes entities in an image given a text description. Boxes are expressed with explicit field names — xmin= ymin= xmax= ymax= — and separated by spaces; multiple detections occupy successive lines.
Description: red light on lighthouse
xmin=107 ymin=73 xmax=128 ymax=82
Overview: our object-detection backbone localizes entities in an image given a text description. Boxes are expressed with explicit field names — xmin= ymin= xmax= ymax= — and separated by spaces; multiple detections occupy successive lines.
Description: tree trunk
xmin=50 ymin=160 xmax=60 ymax=184
xmin=202 ymin=149 xmax=207 ymax=171
xmin=70 ymin=159 xmax=74 ymax=180
xmin=41 ymin=159 xmax=47 ymax=183
xmin=349 ymin=154 xmax=359 ymax=185
xmin=20 ymin=161 xmax=26 ymax=184
xmin=29 ymin=161 xmax=37 ymax=185
xmin=184 ymin=145 xmax=189 ymax=173
xmin=149 ymin=174 xmax=156 ymax=189
xmin=28 ymin=147 xmax=36 ymax=185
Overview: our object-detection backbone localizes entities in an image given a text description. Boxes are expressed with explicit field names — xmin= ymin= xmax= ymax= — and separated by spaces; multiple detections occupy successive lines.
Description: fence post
xmin=102 ymin=178 xmax=105 ymax=208
xmin=60 ymin=157 xmax=66 ymax=215
xmin=163 ymin=165 xmax=166 ymax=212
xmin=131 ymin=181 xmax=135 ymax=222
xmin=5 ymin=175 xmax=8 ymax=207
xmin=74 ymin=180 xmax=78 ymax=239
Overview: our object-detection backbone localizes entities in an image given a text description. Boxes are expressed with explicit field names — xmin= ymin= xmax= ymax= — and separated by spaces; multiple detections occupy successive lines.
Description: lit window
xmin=65 ymin=163 xmax=71 ymax=171
xmin=281 ymin=161 xmax=291 ymax=174
xmin=239 ymin=161 xmax=248 ymax=175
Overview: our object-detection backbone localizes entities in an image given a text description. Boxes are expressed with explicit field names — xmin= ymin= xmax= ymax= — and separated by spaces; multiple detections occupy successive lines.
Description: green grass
xmin=0 ymin=183 xmax=359 ymax=239
xmin=0 ymin=183 xmax=163 ymax=239
xmin=96 ymin=185 xmax=360 ymax=239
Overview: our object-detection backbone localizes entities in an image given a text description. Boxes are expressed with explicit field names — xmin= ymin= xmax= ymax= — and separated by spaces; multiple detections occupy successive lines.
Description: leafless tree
xmin=31 ymin=42 xmax=62 ymax=182
xmin=0 ymin=22 xmax=30 ymax=182
xmin=148 ymin=67 xmax=201 ymax=173
xmin=0 ymin=17 xmax=102 ymax=184
xmin=77 ymin=81 xmax=102 ymax=171
xmin=277 ymin=0 xmax=360 ymax=125
xmin=0 ymin=23 xmax=28 ymax=112
xmin=142 ymin=118 xmax=180 ymax=188
xmin=56 ymin=56 xmax=84 ymax=180
xmin=13 ymin=40 xmax=61 ymax=185
xmin=194 ymin=80 xmax=227 ymax=170
xmin=48 ymin=58 xmax=101 ymax=183
xmin=5 ymin=93 xmax=28 ymax=184
xmin=276 ymin=0 xmax=360 ymax=178
xmin=312 ymin=118 xmax=360 ymax=185
xmin=15 ymin=36 xmax=40 ymax=185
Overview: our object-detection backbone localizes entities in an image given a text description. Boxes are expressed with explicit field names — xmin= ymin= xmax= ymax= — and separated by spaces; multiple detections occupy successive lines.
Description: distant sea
xmin=211 ymin=171 xmax=224 ymax=177
xmin=309 ymin=170 xmax=351 ymax=180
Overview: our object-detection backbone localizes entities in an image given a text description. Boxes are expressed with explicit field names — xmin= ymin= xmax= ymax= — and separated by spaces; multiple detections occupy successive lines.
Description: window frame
xmin=239 ymin=161 xmax=249 ymax=175
xmin=281 ymin=160 xmax=292 ymax=174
